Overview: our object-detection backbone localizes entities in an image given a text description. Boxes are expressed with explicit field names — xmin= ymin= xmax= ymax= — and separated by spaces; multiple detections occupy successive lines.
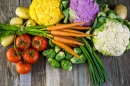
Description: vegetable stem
xmin=79 ymin=37 xmax=110 ymax=86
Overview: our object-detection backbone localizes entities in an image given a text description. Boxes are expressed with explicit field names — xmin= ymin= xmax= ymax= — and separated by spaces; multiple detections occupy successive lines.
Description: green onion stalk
xmin=79 ymin=38 xmax=110 ymax=86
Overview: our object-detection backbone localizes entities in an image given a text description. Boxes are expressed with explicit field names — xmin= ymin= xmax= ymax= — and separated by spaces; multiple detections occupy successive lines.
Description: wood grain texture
xmin=0 ymin=0 xmax=130 ymax=86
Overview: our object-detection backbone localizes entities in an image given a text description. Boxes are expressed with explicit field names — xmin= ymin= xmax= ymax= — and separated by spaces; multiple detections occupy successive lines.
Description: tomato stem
xmin=28 ymin=49 xmax=35 ymax=58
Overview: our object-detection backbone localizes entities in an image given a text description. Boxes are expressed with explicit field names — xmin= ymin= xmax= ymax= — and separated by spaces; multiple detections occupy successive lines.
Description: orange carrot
xmin=62 ymin=37 xmax=79 ymax=41
xmin=70 ymin=26 xmax=90 ymax=30
xmin=51 ymin=31 xmax=93 ymax=37
xmin=52 ymin=39 xmax=80 ymax=58
xmin=59 ymin=29 xmax=83 ymax=34
xmin=66 ymin=44 xmax=78 ymax=47
xmin=56 ymin=23 xmax=90 ymax=30
xmin=53 ymin=36 xmax=84 ymax=45
xmin=47 ymin=22 xmax=85 ymax=30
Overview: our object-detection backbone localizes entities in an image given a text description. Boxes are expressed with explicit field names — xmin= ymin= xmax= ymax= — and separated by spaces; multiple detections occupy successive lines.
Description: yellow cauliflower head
xmin=29 ymin=0 xmax=64 ymax=26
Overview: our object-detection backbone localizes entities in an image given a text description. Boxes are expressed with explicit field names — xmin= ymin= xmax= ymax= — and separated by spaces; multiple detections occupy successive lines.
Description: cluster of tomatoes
xmin=6 ymin=34 xmax=48 ymax=74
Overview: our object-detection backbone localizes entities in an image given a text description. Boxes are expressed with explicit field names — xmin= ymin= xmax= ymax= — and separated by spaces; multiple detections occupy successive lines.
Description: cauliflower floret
xmin=93 ymin=20 xmax=130 ymax=56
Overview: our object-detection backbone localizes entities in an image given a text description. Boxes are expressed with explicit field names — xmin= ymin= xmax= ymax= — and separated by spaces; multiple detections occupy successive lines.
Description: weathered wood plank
xmin=8 ymin=0 xmax=20 ymax=21
xmin=20 ymin=73 xmax=31 ymax=86
xmin=60 ymin=68 xmax=73 ymax=86
xmin=19 ymin=0 xmax=31 ymax=7
xmin=73 ymin=64 xmax=91 ymax=86
xmin=31 ymin=54 xmax=46 ymax=86
xmin=46 ymin=59 xmax=60 ymax=86
xmin=0 ymin=45 xmax=20 ymax=86
xmin=0 ymin=0 xmax=20 ymax=86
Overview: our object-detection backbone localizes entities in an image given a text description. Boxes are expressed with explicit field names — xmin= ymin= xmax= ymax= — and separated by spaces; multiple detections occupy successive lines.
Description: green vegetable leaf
xmin=61 ymin=0 xmax=69 ymax=9
xmin=126 ymin=40 xmax=130 ymax=51
xmin=99 ymin=4 xmax=108 ymax=12
xmin=63 ymin=9 xmax=69 ymax=23
xmin=69 ymin=8 xmax=80 ymax=21
xmin=60 ymin=0 xmax=70 ymax=23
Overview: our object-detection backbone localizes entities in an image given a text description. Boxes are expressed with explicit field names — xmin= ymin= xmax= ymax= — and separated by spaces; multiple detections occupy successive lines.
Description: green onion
xmin=79 ymin=38 xmax=110 ymax=86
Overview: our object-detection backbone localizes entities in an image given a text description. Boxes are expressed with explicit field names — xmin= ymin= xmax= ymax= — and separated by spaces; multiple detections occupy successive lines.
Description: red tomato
xmin=32 ymin=36 xmax=48 ymax=51
xmin=16 ymin=34 xmax=31 ymax=50
xmin=16 ymin=61 xmax=31 ymax=74
xmin=6 ymin=47 xmax=22 ymax=63
xmin=23 ymin=48 xmax=39 ymax=64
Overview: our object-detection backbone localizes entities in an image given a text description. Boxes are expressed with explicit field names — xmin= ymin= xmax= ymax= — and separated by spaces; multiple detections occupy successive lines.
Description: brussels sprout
xmin=49 ymin=39 xmax=55 ymax=47
xmin=42 ymin=49 xmax=56 ymax=58
xmin=48 ymin=58 xmax=60 ymax=68
xmin=65 ymin=51 xmax=73 ymax=60
xmin=55 ymin=45 xmax=61 ymax=53
xmin=55 ymin=51 xmax=65 ymax=61
xmin=74 ymin=47 xmax=82 ymax=55
xmin=71 ymin=54 xmax=86 ymax=64
xmin=61 ymin=60 xmax=72 ymax=70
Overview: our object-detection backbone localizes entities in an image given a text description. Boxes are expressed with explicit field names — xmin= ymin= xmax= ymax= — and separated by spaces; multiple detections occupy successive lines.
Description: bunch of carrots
xmin=46 ymin=22 xmax=93 ymax=58
xmin=0 ymin=22 xmax=92 ymax=58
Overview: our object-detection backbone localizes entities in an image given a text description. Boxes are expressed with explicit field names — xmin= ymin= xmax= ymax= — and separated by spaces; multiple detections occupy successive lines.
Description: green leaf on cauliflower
xmin=69 ymin=8 xmax=80 ymax=21
xmin=100 ymin=50 xmax=112 ymax=56
xmin=99 ymin=4 xmax=108 ymax=12
xmin=126 ymin=41 xmax=130 ymax=51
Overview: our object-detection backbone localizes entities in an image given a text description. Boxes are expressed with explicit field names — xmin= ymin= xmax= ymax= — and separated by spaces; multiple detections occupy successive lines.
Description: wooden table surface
xmin=0 ymin=0 xmax=130 ymax=86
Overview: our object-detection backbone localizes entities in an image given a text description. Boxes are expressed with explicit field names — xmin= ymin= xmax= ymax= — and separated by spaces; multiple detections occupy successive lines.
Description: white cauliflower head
xmin=92 ymin=20 xmax=130 ymax=56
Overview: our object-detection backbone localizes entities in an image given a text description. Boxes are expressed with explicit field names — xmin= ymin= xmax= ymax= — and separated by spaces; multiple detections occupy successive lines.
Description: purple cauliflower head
xmin=69 ymin=0 xmax=99 ymax=26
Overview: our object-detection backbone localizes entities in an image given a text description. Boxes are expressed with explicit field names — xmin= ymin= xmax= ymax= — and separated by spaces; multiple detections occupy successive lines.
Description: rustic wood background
xmin=0 ymin=0 xmax=130 ymax=86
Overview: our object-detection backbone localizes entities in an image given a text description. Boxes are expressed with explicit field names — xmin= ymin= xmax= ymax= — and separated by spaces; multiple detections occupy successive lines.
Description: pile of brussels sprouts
xmin=42 ymin=40 xmax=87 ymax=70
